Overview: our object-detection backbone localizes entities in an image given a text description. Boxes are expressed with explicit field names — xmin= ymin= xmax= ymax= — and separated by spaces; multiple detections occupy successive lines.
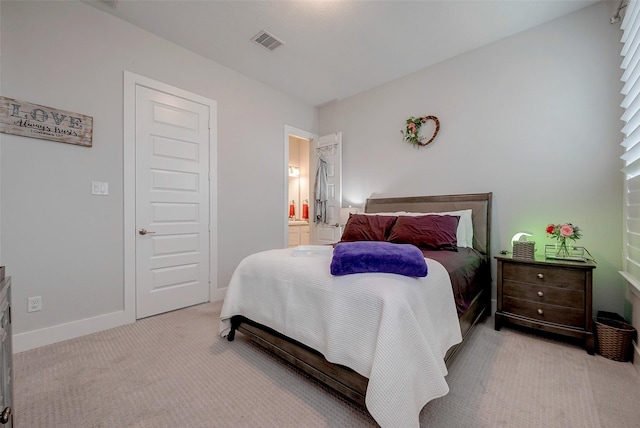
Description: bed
xmin=219 ymin=192 xmax=492 ymax=427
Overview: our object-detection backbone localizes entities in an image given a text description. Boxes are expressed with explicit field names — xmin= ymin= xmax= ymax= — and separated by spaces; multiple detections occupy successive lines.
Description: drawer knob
xmin=537 ymin=273 xmax=544 ymax=279
xmin=537 ymin=308 xmax=544 ymax=315
xmin=537 ymin=291 xmax=544 ymax=297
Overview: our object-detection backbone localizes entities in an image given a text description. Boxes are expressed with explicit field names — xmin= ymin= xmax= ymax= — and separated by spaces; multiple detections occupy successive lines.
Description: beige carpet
xmin=13 ymin=301 xmax=640 ymax=427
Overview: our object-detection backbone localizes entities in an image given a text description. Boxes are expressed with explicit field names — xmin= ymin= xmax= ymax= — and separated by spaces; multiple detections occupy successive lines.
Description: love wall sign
xmin=0 ymin=97 xmax=93 ymax=147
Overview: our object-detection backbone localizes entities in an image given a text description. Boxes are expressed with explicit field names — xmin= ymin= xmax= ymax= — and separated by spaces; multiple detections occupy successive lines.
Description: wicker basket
xmin=512 ymin=241 xmax=535 ymax=260
xmin=595 ymin=313 xmax=637 ymax=362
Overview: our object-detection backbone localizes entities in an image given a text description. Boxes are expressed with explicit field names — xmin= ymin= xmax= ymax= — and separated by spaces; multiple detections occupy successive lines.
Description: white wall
xmin=0 ymin=0 xmax=316 ymax=350
xmin=627 ymin=287 xmax=640 ymax=373
xmin=319 ymin=2 xmax=625 ymax=314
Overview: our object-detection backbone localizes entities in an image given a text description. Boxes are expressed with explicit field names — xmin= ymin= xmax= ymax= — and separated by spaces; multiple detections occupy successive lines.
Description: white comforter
xmin=219 ymin=248 xmax=462 ymax=428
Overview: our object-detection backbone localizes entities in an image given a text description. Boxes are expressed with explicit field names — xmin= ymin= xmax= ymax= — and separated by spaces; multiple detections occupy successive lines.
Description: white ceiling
xmin=87 ymin=0 xmax=604 ymax=107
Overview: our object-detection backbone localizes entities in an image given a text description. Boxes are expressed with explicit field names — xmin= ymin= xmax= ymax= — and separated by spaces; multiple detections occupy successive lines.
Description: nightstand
xmin=495 ymin=254 xmax=596 ymax=354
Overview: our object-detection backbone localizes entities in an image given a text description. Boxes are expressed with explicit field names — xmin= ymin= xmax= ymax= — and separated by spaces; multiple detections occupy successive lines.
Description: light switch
xmin=91 ymin=181 xmax=109 ymax=196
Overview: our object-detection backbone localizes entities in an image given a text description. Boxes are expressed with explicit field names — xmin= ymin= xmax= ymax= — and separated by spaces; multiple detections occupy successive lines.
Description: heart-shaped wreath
xmin=402 ymin=115 xmax=440 ymax=147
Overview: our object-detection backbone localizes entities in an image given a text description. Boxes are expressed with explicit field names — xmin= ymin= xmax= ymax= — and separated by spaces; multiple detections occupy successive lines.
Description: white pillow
xmin=399 ymin=209 xmax=473 ymax=248
xmin=362 ymin=211 xmax=405 ymax=216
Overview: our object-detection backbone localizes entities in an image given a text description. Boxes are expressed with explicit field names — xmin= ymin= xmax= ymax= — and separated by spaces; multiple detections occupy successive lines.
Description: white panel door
xmin=135 ymin=86 xmax=210 ymax=319
xmin=313 ymin=132 xmax=342 ymax=245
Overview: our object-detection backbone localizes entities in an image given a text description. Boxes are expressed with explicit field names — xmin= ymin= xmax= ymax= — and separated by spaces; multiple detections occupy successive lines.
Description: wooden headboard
xmin=364 ymin=192 xmax=493 ymax=255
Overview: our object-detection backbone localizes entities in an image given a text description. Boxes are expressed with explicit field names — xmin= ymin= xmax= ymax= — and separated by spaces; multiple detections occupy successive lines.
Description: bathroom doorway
xmin=284 ymin=125 xmax=316 ymax=248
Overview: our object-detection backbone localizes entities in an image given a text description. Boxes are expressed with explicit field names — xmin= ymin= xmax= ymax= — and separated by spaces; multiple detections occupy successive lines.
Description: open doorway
xmin=287 ymin=135 xmax=311 ymax=247
xmin=284 ymin=125 xmax=317 ymax=248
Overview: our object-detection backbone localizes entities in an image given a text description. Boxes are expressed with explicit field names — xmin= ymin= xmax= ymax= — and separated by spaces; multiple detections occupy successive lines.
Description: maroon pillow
xmin=387 ymin=215 xmax=459 ymax=250
xmin=340 ymin=214 xmax=397 ymax=242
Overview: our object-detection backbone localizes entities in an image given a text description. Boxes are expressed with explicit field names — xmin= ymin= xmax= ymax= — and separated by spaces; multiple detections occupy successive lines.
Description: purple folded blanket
xmin=330 ymin=241 xmax=428 ymax=277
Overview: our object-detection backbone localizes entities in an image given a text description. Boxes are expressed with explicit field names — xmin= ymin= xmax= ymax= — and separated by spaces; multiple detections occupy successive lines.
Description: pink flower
xmin=559 ymin=224 xmax=574 ymax=238
xmin=408 ymin=123 xmax=416 ymax=134
xmin=545 ymin=222 xmax=581 ymax=241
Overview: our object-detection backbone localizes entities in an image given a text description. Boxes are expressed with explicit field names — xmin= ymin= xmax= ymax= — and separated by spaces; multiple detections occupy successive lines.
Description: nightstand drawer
xmin=503 ymin=263 xmax=584 ymax=290
xmin=503 ymin=296 xmax=584 ymax=328
xmin=503 ymin=281 xmax=584 ymax=309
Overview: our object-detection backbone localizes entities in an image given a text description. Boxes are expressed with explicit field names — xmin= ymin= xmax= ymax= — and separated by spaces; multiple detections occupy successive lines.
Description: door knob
xmin=138 ymin=228 xmax=156 ymax=235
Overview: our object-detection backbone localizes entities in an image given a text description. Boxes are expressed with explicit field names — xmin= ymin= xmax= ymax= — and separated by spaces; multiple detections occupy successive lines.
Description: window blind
xmin=621 ymin=0 xmax=640 ymax=290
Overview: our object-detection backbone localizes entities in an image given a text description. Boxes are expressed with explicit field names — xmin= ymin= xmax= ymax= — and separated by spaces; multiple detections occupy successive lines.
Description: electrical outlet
xmin=28 ymin=296 xmax=42 ymax=313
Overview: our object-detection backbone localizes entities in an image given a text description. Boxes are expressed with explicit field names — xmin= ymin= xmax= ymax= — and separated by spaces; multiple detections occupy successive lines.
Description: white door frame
xmin=124 ymin=71 xmax=218 ymax=322
xmin=284 ymin=125 xmax=318 ymax=248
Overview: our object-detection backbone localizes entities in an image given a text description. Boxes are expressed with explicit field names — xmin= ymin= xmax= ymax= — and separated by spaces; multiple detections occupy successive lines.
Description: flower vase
xmin=556 ymin=239 xmax=570 ymax=258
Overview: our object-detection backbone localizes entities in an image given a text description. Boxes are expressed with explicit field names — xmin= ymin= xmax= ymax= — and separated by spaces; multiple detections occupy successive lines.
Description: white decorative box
xmin=292 ymin=245 xmax=333 ymax=257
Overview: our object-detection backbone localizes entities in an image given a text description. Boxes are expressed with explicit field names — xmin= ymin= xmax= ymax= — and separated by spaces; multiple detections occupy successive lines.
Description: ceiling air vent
xmin=252 ymin=30 xmax=284 ymax=51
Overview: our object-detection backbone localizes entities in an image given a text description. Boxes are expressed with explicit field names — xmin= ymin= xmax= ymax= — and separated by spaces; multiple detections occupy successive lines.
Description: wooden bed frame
xmin=227 ymin=192 xmax=492 ymax=406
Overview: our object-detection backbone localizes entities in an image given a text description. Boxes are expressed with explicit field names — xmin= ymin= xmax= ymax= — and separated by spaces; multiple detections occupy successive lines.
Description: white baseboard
xmin=13 ymin=309 xmax=134 ymax=353
xmin=633 ymin=340 xmax=640 ymax=376
xmin=14 ymin=288 xmax=229 ymax=353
